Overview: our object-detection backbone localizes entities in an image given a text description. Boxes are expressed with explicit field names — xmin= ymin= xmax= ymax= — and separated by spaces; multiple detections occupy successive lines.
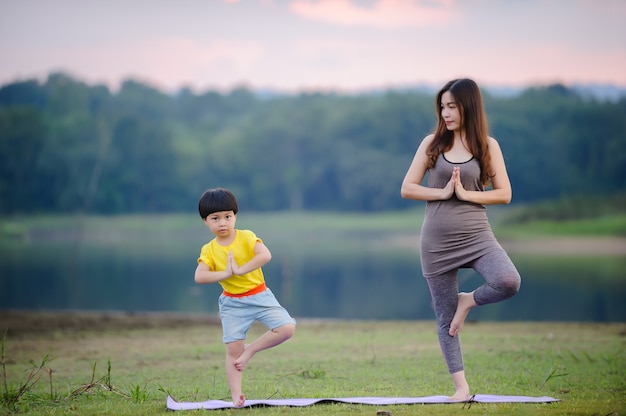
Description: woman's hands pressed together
xmin=443 ymin=166 xmax=468 ymax=202
xmin=451 ymin=166 xmax=469 ymax=201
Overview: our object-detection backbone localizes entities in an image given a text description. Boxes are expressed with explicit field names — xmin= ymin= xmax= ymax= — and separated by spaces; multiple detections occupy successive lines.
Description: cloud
xmin=1 ymin=37 xmax=267 ymax=92
xmin=289 ymin=0 xmax=456 ymax=28
xmin=222 ymin=0 xmax=277 ymax=5
xmin=129 ymin=38 xmax=267 ymax=89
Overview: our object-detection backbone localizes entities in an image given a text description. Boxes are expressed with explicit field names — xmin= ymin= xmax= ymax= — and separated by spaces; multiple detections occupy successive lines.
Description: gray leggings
xmin=425 ymin=249 xmax=521 ymax=374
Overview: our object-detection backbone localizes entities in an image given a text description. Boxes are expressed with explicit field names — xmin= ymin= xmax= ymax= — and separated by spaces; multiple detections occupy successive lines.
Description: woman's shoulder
xmin=417 ymin=133 xmax=436 ymax=151
xmin=487 ymin=136 xmax=503 ymax=150
xmin=422 ymin=133 xmax=436 ymax=145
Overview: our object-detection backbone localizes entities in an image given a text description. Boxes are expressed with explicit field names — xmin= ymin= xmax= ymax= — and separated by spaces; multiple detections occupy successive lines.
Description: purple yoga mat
xmin=167 ymin=394 xmax=560 ymax=410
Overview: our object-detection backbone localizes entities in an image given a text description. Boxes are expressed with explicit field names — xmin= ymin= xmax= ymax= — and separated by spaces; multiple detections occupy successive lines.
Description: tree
xmin=0 ymin=107 xmax=46 ymax=213
xmin=0 ymin=73 xmax=624 ymax=214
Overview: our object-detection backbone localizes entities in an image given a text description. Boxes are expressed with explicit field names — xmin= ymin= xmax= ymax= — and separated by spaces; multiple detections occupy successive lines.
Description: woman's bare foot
xmin=448 ymin=388 xmax=471 ymax=401
xmin=232 ymin=393 xmax=246 ymax=407
xmin=448 ymin=371 xmax=470 ymax=401
xmin=449 ymin=292 xmax=476 ymax=336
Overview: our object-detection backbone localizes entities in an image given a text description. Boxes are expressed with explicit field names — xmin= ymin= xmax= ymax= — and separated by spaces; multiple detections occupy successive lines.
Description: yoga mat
xmin=167 ymin=394 xmax=560 ymax=410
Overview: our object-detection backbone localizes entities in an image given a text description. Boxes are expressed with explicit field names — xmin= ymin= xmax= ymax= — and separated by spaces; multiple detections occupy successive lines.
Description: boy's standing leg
xmin=225 ymin=340 xmax=246 ymax=407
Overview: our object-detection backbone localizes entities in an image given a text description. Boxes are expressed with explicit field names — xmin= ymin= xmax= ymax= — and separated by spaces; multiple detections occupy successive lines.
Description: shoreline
xmin=390 ymin=235 xmax=626 ymax=255
xmin=499 ymin=236 xmax=626 ymax=255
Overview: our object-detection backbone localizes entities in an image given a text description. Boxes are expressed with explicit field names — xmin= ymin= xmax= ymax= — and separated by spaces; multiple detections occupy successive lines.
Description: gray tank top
xmin=420 ymin=154 xmax=503 ymax=277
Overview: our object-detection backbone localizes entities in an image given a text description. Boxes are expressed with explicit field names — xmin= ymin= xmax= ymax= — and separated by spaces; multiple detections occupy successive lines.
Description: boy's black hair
xmin=198 ymin=188 xmax=239 ymax=219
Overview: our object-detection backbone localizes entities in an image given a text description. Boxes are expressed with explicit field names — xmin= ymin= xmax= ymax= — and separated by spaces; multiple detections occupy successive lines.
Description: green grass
xmin=496 ymin=214 xmax=626 ymax=237
xmin=494 ymin=193 xmax=626 ymax=237
xmin=2 ymin=316 xmax=625 ymax=415
xmin=1 ymin=207 xmax=624 ymax=244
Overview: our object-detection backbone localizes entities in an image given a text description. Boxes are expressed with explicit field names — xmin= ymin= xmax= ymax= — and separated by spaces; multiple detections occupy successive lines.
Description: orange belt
xmin=223 ymin=282 xmax=266 ymax=298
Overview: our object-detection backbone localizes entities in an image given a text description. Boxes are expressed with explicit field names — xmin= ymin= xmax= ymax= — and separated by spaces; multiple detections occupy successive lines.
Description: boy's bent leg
xmin=225 ymin=341 xmax=246 ymax=407
xmin=234 ymin=323 xmax=295 ymax=371
xmin=233 ymin=288 xmax=296 ymax=371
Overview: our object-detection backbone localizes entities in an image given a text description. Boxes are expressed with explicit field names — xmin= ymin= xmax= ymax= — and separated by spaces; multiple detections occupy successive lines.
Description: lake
xmin=1 ymin=214 xmax=625 ymax=322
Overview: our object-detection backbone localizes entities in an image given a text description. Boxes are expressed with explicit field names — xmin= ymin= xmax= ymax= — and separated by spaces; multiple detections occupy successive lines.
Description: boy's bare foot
xmin=234 ymin=346 xmax=253 ymax=371
xmin=232 ymin=393 xmax=246 ymax=407
xmin=449 ymin=292 xmax=476 ymax=337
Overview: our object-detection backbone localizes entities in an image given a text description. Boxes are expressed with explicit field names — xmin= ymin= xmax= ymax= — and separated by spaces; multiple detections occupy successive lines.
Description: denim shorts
xmin=218 ymin=288 xmax=296 ymax=343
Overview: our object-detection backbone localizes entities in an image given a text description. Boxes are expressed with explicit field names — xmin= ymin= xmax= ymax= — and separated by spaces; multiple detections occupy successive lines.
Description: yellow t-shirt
xmin=197 ymin=229 xmax=265 ymax=294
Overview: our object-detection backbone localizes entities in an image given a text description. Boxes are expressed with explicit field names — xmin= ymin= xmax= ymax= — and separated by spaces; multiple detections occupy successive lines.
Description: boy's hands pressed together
xmin=228 ymin=251 xmax=241 ymax=276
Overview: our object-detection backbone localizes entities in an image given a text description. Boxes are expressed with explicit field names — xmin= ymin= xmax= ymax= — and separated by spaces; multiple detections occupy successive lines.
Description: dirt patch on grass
xmin=0 ymin=310 xmax=221 ymax=338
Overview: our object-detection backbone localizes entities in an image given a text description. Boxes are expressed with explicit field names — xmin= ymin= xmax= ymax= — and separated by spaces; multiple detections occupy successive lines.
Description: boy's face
xmin=203 ymin=210 xmax=237 ymax=239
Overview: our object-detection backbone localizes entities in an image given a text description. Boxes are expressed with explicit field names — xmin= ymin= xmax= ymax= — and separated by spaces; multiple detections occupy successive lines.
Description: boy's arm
xmin=194 ymin=261 xmax=232 ymax=284
xmin=230 ymin=242 xmax=271 ymax=276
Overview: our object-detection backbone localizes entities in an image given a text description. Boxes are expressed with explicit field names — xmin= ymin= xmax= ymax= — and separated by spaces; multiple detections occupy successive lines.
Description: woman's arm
xmin=454 ymin=137 xmax=512 ymax=205
xmin=401 ymin=135 xmax=455 ymax=201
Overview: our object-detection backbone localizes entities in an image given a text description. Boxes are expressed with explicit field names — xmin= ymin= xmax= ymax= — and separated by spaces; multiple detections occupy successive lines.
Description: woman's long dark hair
xmin=426 ymin=78 xmax=494 ymax=185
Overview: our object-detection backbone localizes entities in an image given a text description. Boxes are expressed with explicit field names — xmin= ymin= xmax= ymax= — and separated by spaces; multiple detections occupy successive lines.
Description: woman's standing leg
xmin=425 ymin=269 xmax=470 ymax=400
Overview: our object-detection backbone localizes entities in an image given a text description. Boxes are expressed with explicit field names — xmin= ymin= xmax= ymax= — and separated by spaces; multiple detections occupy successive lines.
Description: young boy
xmin=194 ymin=188 xmax=296 ymax=407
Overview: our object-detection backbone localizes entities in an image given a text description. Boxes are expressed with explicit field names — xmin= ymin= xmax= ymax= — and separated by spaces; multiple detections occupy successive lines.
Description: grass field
xmin=2 ymin=210 xmax=625 ymax=414
xmin=1 ymin=311 xmax=625 ymax=415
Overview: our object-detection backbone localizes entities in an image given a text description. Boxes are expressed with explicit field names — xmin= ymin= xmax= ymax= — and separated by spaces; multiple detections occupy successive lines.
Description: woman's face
xmin=441 ymin=91 xmax=462 ymax=131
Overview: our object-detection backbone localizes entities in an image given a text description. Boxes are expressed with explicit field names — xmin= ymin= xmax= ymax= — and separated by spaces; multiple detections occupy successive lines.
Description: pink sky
xmin=1 ymin=0 xmax=625 ymax=93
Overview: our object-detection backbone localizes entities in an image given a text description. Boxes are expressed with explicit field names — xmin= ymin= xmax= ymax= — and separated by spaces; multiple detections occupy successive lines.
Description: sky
xmin=1 ymin=0 xmax=625 ymax=94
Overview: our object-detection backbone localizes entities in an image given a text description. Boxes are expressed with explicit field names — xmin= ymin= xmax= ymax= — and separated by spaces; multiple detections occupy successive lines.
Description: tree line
xmin=1 ymin=73 xmax=624 ymax=214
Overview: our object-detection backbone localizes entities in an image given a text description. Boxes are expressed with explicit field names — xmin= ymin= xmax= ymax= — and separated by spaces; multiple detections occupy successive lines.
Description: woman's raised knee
xmin=503 ymin=274 xmax=521 ymax=297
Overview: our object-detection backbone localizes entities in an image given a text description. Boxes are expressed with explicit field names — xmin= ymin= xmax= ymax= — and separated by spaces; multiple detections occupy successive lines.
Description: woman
xmin=401 ymin=78 xmax=521 ymax=401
